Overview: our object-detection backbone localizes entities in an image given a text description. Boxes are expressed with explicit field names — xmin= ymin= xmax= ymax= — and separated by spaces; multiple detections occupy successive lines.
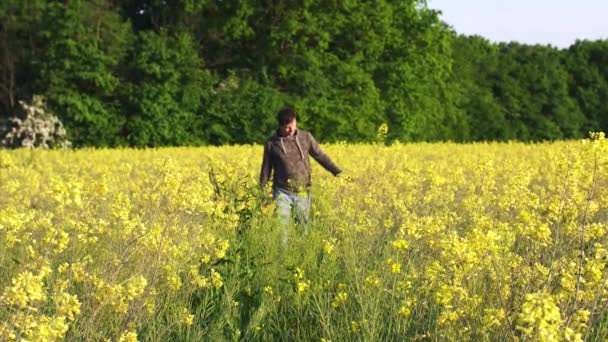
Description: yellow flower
xmin=351 ymin=321 xmax=359 ymax=333
xmin=516 ymin=292 xmax=561 ymax=341
xmin=4 ymin=269 xmax=48 ymax=308
xmin=331 ymin=292 xmax=348 ymax=308
xmin=365 ymin=274 xmax=381 ymax=288
xmin=179 ymin=308 xmax=194 ymax=326
xmin=54 ymin=292 xmax=81 ymax=321
xmin=263 ymin=286 xmax=273 ymax=296
xmin=118 ymin=330 xmax=138 ymax=342
xmin=391 ymin=239 xmax=409 ymax=250
xmin=294 ymin=267 xmax=305 ymax=281
xmin=323 ymin=239 xmax=337 ymax=255
xmin=210 ymin=269 xmax=223 ymax=289
xmin=297 ymin=281 xmax=309 ymax=293
xmin=125 ymin=275 xmax=148 ymax=300
xmin=215 ymin=240 xmax=229 ymax=259
xmin=398 ymin=306 xmax=411 ymax=318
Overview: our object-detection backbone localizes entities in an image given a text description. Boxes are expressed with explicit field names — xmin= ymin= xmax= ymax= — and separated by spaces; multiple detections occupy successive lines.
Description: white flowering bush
xmin=1 ymin=95 xmax=71 ymax=149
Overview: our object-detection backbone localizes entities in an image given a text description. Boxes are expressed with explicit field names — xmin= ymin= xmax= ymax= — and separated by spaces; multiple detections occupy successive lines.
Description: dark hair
xmin=277 ymin=108 xmax=297 ymax=125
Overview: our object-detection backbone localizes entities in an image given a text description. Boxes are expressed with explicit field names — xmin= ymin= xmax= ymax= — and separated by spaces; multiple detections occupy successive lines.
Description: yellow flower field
xmin=0 ymin=133 xmax=607 ymax=341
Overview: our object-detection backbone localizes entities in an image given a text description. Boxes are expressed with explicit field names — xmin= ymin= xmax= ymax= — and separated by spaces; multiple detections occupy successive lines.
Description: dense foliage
xmin=1 ymin=0 xmax=607 ymax=146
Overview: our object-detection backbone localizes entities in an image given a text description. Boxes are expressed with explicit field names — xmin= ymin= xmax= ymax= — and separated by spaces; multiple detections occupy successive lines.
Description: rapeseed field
xmin=0 ymin=133 xmax=607 ymax=341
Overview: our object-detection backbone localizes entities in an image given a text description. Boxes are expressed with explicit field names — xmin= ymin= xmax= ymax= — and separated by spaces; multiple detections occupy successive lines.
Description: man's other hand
xmin=336 ymin=172 xmax=354 ymax=183
xmin=261 ymin=193 xmax=273 ymax=208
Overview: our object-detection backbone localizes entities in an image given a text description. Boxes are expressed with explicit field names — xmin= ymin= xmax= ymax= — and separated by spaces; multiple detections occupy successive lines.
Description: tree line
xmin=1 ymin=0 xmax=606 ymax=147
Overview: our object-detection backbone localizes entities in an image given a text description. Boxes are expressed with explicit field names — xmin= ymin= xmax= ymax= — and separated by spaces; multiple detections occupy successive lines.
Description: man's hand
xmin=336 ymin=172 xmax=354 ymax=183
xmin=261 ymin=192 xmax=273 ymax=208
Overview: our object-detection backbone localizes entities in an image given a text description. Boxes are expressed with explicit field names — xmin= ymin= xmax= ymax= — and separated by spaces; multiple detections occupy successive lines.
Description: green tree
xmin=492 ymin=43 xmax=583 ymax=140
xmin=6 ymin=0 xmax=605 ymax=146
xmin=201 ymin=73 xmax=289 ymax=145
xmin=566 ymin=40 xmax=608 ymax=133
xmin=0 ymin=0 xmax=46 ymax=118
xmin=370 ymin=3 xmax=453 ymax=142
xmin=449 ymin=35 xmax=505 ymax=141
xmin=121 ymin=30 xmax=213 ymax=146
xmin=35 ymin=0 xmax=131 ymax=146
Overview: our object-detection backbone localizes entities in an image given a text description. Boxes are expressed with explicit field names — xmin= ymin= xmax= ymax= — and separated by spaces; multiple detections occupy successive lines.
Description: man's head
xmin=277 ymin=108 xmax=297 ymax=137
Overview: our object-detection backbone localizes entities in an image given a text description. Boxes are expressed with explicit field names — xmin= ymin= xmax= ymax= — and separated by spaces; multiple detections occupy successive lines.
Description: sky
xmin=426 ymin=0 xmax=608 ymax=48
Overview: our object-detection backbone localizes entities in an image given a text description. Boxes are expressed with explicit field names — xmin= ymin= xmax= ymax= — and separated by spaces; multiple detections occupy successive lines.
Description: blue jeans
xmin=273 ymin=187 xmax=311 ymax=246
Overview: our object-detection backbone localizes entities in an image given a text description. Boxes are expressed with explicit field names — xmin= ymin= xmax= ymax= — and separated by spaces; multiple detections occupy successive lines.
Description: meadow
xmin=0 ymin=133 xmax=607 ymax=341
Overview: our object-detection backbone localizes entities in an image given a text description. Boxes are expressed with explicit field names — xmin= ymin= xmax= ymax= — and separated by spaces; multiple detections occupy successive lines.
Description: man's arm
xmin=308 ymin=132 xmax=342 ymax=176
xmin=260 ymin=142 xmax=273 ymax=188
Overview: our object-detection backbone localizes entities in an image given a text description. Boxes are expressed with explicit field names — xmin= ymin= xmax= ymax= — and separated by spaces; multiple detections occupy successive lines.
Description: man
xmin=260 ymin=108 xmax=342 ymax=245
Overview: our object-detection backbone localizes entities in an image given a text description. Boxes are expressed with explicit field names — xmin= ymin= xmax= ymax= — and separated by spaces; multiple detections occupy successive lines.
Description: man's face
xmin=279 ymin=118 xmax=297 ymax=137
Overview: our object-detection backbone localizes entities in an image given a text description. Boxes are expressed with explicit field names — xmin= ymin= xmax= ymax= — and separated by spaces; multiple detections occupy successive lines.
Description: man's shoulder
xmin=297 ymin=130 xmax=313 ymax=140
xmin=265 ymin=133 xmax=278 ymax=144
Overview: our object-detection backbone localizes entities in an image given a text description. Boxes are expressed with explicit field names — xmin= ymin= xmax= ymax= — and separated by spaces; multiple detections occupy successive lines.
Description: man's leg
xmin=273 ymin=188 xmax=293 ymax=247
xmin=294 ymin=191 xmax=311 ymax=234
